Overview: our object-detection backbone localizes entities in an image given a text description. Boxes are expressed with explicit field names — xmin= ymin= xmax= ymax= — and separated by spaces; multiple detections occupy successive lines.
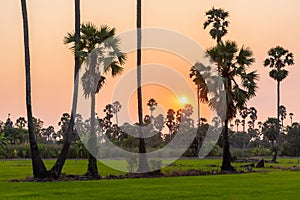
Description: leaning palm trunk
xmin=49 ymin=0 xmax=81 ymax=178
xmin=136 ymin=0 xmax=149 ymax=172
xmin=21 ymin=0 xmax=48 ymax=179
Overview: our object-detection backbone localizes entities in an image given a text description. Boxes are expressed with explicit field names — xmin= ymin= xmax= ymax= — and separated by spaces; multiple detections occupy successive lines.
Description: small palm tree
xmin=204 ymin=7 xmax=229 ymax=43
xmin=248 ymin=107 xmax=257 ymax=128
xmin=240 ymin=107 xmax=249 ymax=133
xmin=166 ymin=109 xmax=176 ymax=140
xmin=147 ymin=98 xmax=158 ymax=119
xmin=112 ymin=101 xmax=122 ymax=126
xmin=235 ymin=119 xmax=241 ymax=132
xmin=240 ymin=107 xmax=249 ymax=149
xmin=264 ymin=46 xmax=294 ymax=162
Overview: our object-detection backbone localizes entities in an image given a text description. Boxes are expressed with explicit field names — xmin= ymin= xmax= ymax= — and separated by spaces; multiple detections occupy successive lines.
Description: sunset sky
xmin=0 ymin=0 xmax=299 ymax=130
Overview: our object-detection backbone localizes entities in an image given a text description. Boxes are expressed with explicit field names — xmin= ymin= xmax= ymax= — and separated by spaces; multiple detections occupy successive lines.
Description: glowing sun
xmin=179 ymin=96 xmax=188 ymax=105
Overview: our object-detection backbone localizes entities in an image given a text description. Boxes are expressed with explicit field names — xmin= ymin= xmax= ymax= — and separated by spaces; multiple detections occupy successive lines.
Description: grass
xmin=0 ymin=158 xmax=300 ymax=199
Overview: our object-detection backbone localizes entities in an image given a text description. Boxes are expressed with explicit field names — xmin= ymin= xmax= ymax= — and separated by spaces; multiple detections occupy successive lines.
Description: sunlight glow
xmin=179 ymin=96 xmax=188 ymax=105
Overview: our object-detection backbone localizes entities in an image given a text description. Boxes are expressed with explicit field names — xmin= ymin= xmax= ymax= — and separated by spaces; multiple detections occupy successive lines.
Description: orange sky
xmin=0 ymin=0 xmax=299 ymax=130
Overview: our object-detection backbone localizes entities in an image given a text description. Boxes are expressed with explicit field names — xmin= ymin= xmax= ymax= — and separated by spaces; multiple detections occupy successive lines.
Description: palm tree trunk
xmin=87 ymin=53 xmax=99 ymax=178
xmin=115 ymin=112 xmax=119 ymax=126
xmin=21 ymin=0 xmax=48 ymax=179
xmin=221 ymin=119 xmax=234 ymax=171
xmin=87 ymin=91 xmax=99 ymax=177
xmin=137 ymin=0 xmax=149 ymax=172
xmin=49 ymin=0 xmax=80 ymax=178
xmin=273 ymin=81 xmax=280 ymax=162
xmin=197 ymin=85 xmax=201 ymax=153
xmin=242 ymin=120 xmax=246 ymax=149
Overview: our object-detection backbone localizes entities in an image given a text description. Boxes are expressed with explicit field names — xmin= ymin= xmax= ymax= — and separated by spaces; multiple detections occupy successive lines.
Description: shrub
xmin=251 ymin=145 xmax=271 ymax=156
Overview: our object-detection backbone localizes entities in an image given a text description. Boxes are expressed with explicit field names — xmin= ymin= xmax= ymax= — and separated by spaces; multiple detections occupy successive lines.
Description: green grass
xmin=0 ymin=158 xmax=300 ymax=199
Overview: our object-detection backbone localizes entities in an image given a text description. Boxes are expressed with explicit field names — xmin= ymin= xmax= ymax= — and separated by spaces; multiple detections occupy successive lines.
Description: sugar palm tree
xmin=190 ymin=63 xmax=209 ymax=152
xmin=264 ymin=46 xmax=294 ymax=162
xmin=202 ymin=8 xmax=258 ymax=171
xmin=206 ymin=41 xmax=258 ymax=171
xmin=166 ymin=109 xmax=176 ymax=140
xmin=21 ymin=0 xmax=48 ymax=179
xmin=203 ymin=7 xmax=229 ymax=43
xmin=112 ymin=101 xmax=122 ymax=126
xmin=248 ymin=107 xmax=257 ymax=128
xmin=235 ymin=119 xmax=241 ymax=132
xmin=136 ymin=0 xmax=149 ymax=172
xmin=65 ymin=23 xmax=126 ymax=177
xmin=50 ymin=0 xmax=81 ymax=178
xmin=239 ymin=107 xmax=249 ymax=149
xmin=147 ymin=98 xmax=158 ymax=119
xmin=240 ymin=107 xmax=249 ymax=134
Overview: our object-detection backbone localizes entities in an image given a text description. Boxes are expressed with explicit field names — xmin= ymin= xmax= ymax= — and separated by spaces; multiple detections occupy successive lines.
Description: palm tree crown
xmin=264 ymin=46 xmax=294 ymax=81
xmin=206 ymin=41 xmax=258 ymax=120
xmin=204 ymin=7 xmax=229 ymax=43
xmin=65 ymin=23 xmax=126 ymax=96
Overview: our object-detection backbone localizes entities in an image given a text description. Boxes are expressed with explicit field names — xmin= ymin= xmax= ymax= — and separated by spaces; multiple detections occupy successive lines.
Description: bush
xmin=251 ymin=145 xmax=271 ymax=156
xmin=126 ymin=154 xmax=138 ymax=173
xmin=231 ymin=148 xmax=251 ymax=158
xmin=207 ymin=145 xmax=222 ymax=157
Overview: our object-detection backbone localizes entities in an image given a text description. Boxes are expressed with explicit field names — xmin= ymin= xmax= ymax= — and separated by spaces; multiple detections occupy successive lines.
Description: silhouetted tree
xmin=206 ymin=40 xmax=258 ymax=171
xmin=147 ymin=98 xmax=158 ymax=119
xmin=264 ymin=46 xmax=294 ymax=162
xmin=112 ymin=101 xmax=122 ymax=126
xmin=21 ymin=0 xmax=48 ymax=178
xmin=136 ymin=0 xmax=149 ymax=172
xmin=203 ymin=7 xmax=229 ymax=43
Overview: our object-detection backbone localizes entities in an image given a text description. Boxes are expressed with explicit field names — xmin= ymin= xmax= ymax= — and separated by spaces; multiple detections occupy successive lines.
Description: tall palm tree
xmin=190 ymin=64 xmax=209 ymax=153
xmin=136 ymin=0 xmax=149 ymax=172
xmin=202 ymin=8 xmax=258 ymax=171
xmin=21 ymin=0 xmax=48 ymax=178
xmin=264 ymin=46 xmax=294 ymax=162
xmin=203 ymin=7 xmax=229 ymax=43
xmin=205 ymin=41 xmax=258 ymax=171
xmin=50 ymin=0 xmax=81 ymax=178
xmin=65 ymin=23 xmax=126 ymax=177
